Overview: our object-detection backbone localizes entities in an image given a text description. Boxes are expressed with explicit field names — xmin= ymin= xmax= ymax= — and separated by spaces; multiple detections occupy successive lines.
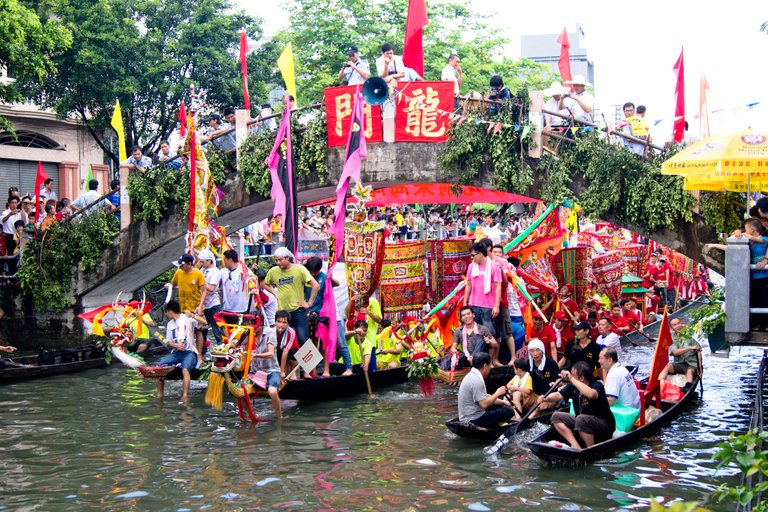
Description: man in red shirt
xmin=620 ymin=298 xmax=642 ymax=332
xmin=550 ymin=311 xmax=574 ymax=359
xmin=528 ymin=312 xmax=557 ymax=361
xmin=607 ymin=304 xmax=631 ymax=336
xmin=641 ymin=253 xmax=662 ymax=289
xmin=658 ymin=256 xmax=676 ymax=311
xmin=542 ymin=283 xmax=580 ymax=322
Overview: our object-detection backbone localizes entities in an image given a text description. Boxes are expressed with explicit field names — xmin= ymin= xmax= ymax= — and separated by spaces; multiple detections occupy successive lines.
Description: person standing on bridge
xmin=262 ymin=247 xmax=319 ymax=350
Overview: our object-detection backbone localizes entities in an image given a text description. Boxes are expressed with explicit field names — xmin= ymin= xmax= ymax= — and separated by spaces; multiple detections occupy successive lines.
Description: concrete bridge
xmin=77 ymin=141 xmax=722 ymax=309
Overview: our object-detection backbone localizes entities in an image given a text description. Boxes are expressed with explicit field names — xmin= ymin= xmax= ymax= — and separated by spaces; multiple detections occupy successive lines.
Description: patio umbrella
xmin=661 ymin=129 xmax=768 ymax=197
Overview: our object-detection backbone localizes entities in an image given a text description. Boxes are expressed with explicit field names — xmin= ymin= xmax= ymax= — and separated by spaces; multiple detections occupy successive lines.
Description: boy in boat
xmin=275 ymin=310 xmax=299 ymax=380
xmin=457 ymin=352 xmax=515 ymax=427
xmin=345 ymin=320 xmax=376 ymax=372
xmin=155 ymin=301 xmax=206 ymax=401
xmin=540 ymin=361 xmax=616 ymax=449
xmin=506 ymin=358 xmax=534 ymax=419
xmin=658 ymin=317 xmax=701 ymax=392
xmin=249 ymin=321 xmax=283 ymax=419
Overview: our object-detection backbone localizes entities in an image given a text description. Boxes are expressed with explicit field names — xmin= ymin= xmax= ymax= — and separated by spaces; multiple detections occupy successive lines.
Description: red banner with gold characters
xmin=394 ymin=81 xmax=453 ymax=142
xmin=324 ymin=86 xmax=382 ymax=147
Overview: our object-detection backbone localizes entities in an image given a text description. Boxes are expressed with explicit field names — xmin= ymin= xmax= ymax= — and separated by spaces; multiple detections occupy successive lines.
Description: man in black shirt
xmin=540 ymin=361 xmax=615 ymax=449
xmin=527 ymin=338 xmax=561 ymax=418
xmin=559 ymin=321 xmax=602 ymax=374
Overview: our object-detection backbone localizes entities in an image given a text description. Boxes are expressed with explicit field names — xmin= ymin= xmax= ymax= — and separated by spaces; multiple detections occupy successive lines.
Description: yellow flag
xmin=111 ymin=100 xmax=127 ymax=163
xmin=277 ymin=42 xmax=297 ymax=106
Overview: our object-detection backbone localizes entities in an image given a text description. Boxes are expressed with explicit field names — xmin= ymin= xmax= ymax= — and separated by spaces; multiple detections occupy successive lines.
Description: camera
xmin=563 ymin=93 xmax=571 ymax=98
xmin=344 ymin=63 xmax=350 ymax=68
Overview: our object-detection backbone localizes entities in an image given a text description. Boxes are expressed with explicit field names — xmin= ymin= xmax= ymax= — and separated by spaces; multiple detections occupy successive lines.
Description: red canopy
xmin=304 ymin=183 xmax=540 ymax=207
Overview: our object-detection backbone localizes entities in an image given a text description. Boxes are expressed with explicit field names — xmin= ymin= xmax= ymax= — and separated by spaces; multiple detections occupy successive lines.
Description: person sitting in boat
xmin=275 ymin=310 xmax=299 ymax=380
xmin=345 ymin=320 xmax=376 ymax=372
xmin=658 ymin=318 xmax=701 ymax=393
xmin=550 ymin=311 xmax=574 ymax=361
xmin=444 ymin=306 xmax=497 ymax=370
xmin=595 ymin=317 xmax=623 ymax=362
xmin=592 ymin=283 xmax=611 ymax=312
xmin=529 ymin=312 xmax=556 ymax=360
xmin=582 ymin=300 xmax=603 ymax=322
xmin=457 ymin=352 xmax=515 ymax=427
xmin=155 ymin=301 xmax=206 ymax=401
xmin=620 ymin=299 xmax=643 ymax=333
xmin=558 ymin=322 xmax=601 ymax=374
xmin=607 ymin=304 xmax=631 ymax=336
xmin=377 ymin=320 xmax=403 ymax=369
xmin=541 ymin=361 xmax=616 ymax=449
xmin=249 ymin=321 xmax=283 ymax=420
xmin=542 ymin=284 xmax=580 ymax=322
xmin=506 ymin=358 xmax=534 ymax=420
xmin=527 ymin=339 xmax=560 ymax=418
xmin=599 ymin=347 xmax=640 ymax=409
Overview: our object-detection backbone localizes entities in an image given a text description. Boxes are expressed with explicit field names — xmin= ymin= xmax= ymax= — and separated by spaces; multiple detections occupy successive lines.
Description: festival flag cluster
xmin=267 ymin=109 xmax=298 ymax=254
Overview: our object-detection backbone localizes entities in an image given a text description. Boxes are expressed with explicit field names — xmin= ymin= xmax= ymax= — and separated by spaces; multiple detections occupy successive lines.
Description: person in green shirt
xmin=658 ymin=317 xmax=702 ymax=392
xmin=345 ymin=320 xmax=376 ymax=371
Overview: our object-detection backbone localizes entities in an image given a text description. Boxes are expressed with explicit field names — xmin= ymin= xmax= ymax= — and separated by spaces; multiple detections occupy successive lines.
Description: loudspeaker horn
xmin=362 ymin=77 xmax=389 ymax=106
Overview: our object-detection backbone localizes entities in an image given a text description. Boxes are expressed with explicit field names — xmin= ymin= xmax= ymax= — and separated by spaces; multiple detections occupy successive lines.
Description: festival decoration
xmin=426 ymin=239 xmax=472 ymax=302
xmin=239 ymin=30 xmax=250 ymax=111
xmin=380 ymin=241 xmax=428 ymax=316
xmin=402 ymin=0 xmax=428 ymax=77
xmin=591 ymin=250 xmax=625 ymax=302
xmin=556 ymin=27 xmax=572 ymax=91
xmin=324 ymin=86 xmax=382 ymax=147
xmin=277 ymin=42 xmax=297 ymax=105
xmin=672 ymin=48 xmax=685 ymax=143
xmin=267 ymin=109 xmax=298 ymax=254
xmin=394 ymin=81 xmax=454 ymax=142
xmin=553 ymin=246 xmax=593 ymax=306
xmin=33 ymin=161 xmax=48 ymax=223
xmin=110 ymin=99 xmax=127 ymax=164
xmin=406 ymin=353 xmax=439 ymax=397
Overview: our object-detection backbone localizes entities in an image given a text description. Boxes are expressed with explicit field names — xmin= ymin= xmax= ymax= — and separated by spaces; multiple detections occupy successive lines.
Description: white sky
xmin=239 ymin=0 xmax=768 ymax=141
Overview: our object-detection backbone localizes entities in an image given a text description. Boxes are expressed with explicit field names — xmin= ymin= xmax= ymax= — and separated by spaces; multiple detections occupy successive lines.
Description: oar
xmin=697 ymin=350 xmax=704 ymax=397
xmin=483 ymin=376 xmax=566 ymax=455
xmin=353 ymin=336 xmax=374 ymax=399
xmin=605 ymin=317 xmax=641 ymax=347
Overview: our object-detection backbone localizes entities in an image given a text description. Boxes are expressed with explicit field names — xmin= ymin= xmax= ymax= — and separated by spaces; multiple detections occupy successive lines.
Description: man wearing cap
xmin=559 ymin=321 xmax=601 ymax=374
xmin=263 ymin=247 xmax=319 ymax=348
xmin=201 ymin=113 xmax=236 ymax=153
xmin=338 ymin=46 xmax=370 ymax=86
xmin=542 ymin=81 xmax=570 ymax=131
xmin=543 ymin=283 xmax=580 ymax=322
xmin=167 ymin=253 xmax=206 ymax=317
xmin=560 ymin=74 xmax=594 ymax=124
xmin=196 ymin=249 xmax=223 ymax=346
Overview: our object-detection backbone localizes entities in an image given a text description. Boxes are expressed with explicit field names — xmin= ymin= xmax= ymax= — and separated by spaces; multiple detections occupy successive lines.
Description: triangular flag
xmin=239 ymin=30 xmax=251 ymax=110
xmin=277 ymin=43 xmax=297 ymax=107
xmin=178 ymin=101 xmax=187 ymax=138
xmin=556 ymin=27 xmax=572 ymax=91
xmin=672 ymin=48 xmax=685 ymax=143
xmin=87 ymin=166 xmax=94 ymax=184
xmin=110 ymin=100 xmax=127 ymax=163
xmin=403 ymin=0 xmax=428 ymax=77
xmin=570 ymin=127 xmax=578 ymax=135
xmin=34 ymin=161 xmax=49 ymax=223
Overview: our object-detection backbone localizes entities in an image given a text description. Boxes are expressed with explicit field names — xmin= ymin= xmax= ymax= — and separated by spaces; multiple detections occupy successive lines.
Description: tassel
xmin=241 ymin=382 xmax=266 ymax=422
xmin=419 ymin=378 xmax=435 ymax=397
xmin=205 ymin=372 xmax=225 ymax=410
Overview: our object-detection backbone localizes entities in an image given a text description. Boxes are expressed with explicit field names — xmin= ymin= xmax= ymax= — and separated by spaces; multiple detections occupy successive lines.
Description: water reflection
xmin=0 ymin=345 xmax=760 ymax=510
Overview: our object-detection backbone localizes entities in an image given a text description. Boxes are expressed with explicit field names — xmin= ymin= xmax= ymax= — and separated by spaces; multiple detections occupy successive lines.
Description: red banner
xmin=394 ymin=81 xmax=453 ymax=142
xmin=324 ymin=86 xmax=382 ymax=147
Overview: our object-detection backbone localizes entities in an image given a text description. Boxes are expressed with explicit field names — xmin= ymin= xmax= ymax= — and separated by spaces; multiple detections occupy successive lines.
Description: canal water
xmin=0 ymin=343 xmax=760 ymax=511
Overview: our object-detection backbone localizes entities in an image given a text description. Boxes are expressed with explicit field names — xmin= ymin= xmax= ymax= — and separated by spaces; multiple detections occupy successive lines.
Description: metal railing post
xmin=725 ymin=235 xmax=751 ymax=337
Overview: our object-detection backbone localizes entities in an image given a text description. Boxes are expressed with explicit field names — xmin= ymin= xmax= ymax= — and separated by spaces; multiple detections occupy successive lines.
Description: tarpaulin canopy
xmin=303 ymin=183 xmax=540 ymax=208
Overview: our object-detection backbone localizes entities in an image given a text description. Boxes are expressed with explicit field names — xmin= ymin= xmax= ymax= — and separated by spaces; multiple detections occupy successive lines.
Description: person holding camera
xmin=560 ymin=74 xmax=594 ymax=124
xmin=487 ymin=75 xmax=510 ymax=115
xmin=338 ymin=46 xmax=370 ymax=86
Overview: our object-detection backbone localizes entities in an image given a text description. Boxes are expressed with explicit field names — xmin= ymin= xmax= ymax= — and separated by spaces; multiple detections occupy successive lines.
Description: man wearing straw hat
xmin=561 ymin=74 xmax=594 ymax=124
xmin=542 ymin=81 xmax=571 ymax=131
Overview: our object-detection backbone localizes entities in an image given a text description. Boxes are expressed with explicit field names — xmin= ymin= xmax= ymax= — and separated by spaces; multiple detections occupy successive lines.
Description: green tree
xmin=0 ymin=0 xmax=71 ymax=133
xmin=18 ymin=0 xmax=261 ymax=163
xmin=281 ymin=0 xmax=554 ymax=101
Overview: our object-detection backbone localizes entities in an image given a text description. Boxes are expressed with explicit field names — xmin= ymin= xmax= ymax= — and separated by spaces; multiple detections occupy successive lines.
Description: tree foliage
xmin=281 ymin=0 xmax=554 ymax=102
xmin=0 ymin=0 xmax=71 ymax=133
xmin=17 ymin=0 xmax=261 ymax=163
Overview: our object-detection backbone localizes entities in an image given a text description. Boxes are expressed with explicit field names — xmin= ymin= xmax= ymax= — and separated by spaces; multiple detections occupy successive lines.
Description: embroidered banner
xmin=426 ymin=239 xmax=472 ymax=302
xmin=324 ymin=86 xmax=383 ymax=147
xmin=380 ymin=241 xmax=428 ymax=314
xmin=344 ymin=219 xmax=386 ymax=305
xmin=394 ymin=81 xmax=454 ymax=142
xmin=591 ymin=250 xmax=625 ymax=303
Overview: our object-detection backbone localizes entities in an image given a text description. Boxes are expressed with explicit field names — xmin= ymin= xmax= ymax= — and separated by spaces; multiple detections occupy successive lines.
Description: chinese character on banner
xmin=323 ymin=86 xmax=383 ymax=147
xmin=394 ymin=81 xmax=453 ymax=142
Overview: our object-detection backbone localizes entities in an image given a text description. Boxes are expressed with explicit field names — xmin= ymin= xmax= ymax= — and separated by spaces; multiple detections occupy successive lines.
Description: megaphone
xmin=362 ymin=77 xmax=389 ymax=106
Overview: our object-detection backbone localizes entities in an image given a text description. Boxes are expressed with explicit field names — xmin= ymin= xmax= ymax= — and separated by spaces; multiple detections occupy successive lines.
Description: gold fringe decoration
xmin=205 ymin=372 xmax=225 ymax=410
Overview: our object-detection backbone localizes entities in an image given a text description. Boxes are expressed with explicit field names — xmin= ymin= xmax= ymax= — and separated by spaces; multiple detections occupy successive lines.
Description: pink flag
xmin=239 ymin=30 xmax=251 ymax=110
xmin=673 ymin=48 xmax=685 ymax=143
xmin=267 ymin=110 xmax=298 ymax=253
xmin=34 ymin=161 xmax=48 ymax=223
xmin=556 ymin=27 xmax=572 ymax=91
xmin=267 ymin=111 xmax=289 ymax=223
xmin=320 ymin=87 xmax=367 ymax=363
xmin=402 ymin=0 xmax=428 ymax=77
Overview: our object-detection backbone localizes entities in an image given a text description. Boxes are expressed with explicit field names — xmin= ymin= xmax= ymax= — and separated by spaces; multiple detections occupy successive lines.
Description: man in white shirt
xmin=195 ymin=248 xmax=223 ymax=345
xmin=441 ymin=54 xmax=462 ymax=111
xmin=599 ymin=347 xmax=640 ymax=409
xmin=219 ymin=249 xmax=250 ymax=313
xmin=596 ymin=317 xmax=623 ymax=362
xmin=457 ymin=352 xmax=513 ymax=426
xmin=561 ymin=74 xmax=594 ymax=124
xmin=338 ymin=45 xmax=370 ymax=86
xmin=375 ymin=42 xmax=406 ymax=83
xmin=71 ymin=179 xmax=113 ymax=216
xmin=155 ymin=300 xmax=205 ymax=401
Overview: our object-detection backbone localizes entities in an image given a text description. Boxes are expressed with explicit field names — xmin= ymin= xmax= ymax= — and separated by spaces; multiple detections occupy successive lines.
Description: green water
xmin=0 ymin=344 xmax=758 ymax=511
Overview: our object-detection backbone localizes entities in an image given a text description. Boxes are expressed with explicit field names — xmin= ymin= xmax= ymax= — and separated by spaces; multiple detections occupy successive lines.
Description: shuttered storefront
xmin=0 ymin=159 xmax=59 ymax=203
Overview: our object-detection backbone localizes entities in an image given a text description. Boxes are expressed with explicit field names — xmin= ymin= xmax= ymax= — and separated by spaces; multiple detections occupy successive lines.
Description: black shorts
xmin=551 ymin=411 xmax=613 ymax=443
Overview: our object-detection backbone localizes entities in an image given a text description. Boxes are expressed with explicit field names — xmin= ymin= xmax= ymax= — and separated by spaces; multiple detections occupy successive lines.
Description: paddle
xmin=483 ymin=376 xmax=566 ymax=455
xmin=353 ymin=335 xmax=374 ymax=399
xmin=605 ymin=317 xmax=642 ymax=347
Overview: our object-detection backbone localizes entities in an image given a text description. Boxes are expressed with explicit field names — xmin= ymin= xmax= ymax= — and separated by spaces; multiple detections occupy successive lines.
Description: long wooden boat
xmin=445 ymin=403 xmax=565 ymax=441
xmin=0 ymin=345 xmax=107 ymax=383
xmin=279 ymin=365 xmax=409 ymax=401
xmin=526 ymin=376 xmax=700 ymax=464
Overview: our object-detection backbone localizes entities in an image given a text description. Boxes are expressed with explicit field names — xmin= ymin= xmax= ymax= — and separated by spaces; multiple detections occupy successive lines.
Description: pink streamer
xmin=267 ymin=111 xmax=290 ymax=219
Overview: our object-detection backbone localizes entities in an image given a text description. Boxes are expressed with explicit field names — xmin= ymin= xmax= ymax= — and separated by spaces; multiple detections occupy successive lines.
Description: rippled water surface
xmin=0 ymin=344 xmax=761 ymax=511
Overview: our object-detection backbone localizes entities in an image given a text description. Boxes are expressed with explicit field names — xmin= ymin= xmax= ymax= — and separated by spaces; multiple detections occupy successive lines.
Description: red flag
xmin=34 ymin=161 xmax=48 ymax=223
xmin=699 ymin=71 xmax=710 ymax=138
xmin=239 ymin=30 xmax=251 ymax=110
xmin=403 ymin=0 xmax=428 ymax=77
xmin=178 ymin=101 xmax=187 ymax=137
xmin=646 ymin=308 xmax=674 ymax=394
xmin=556 ymin=27 xmax=572 ymax=91
xmin=673 ymin=48 xmax=685 ymax=143
xmin=188 ymin=130 xmax=196 ymax=233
